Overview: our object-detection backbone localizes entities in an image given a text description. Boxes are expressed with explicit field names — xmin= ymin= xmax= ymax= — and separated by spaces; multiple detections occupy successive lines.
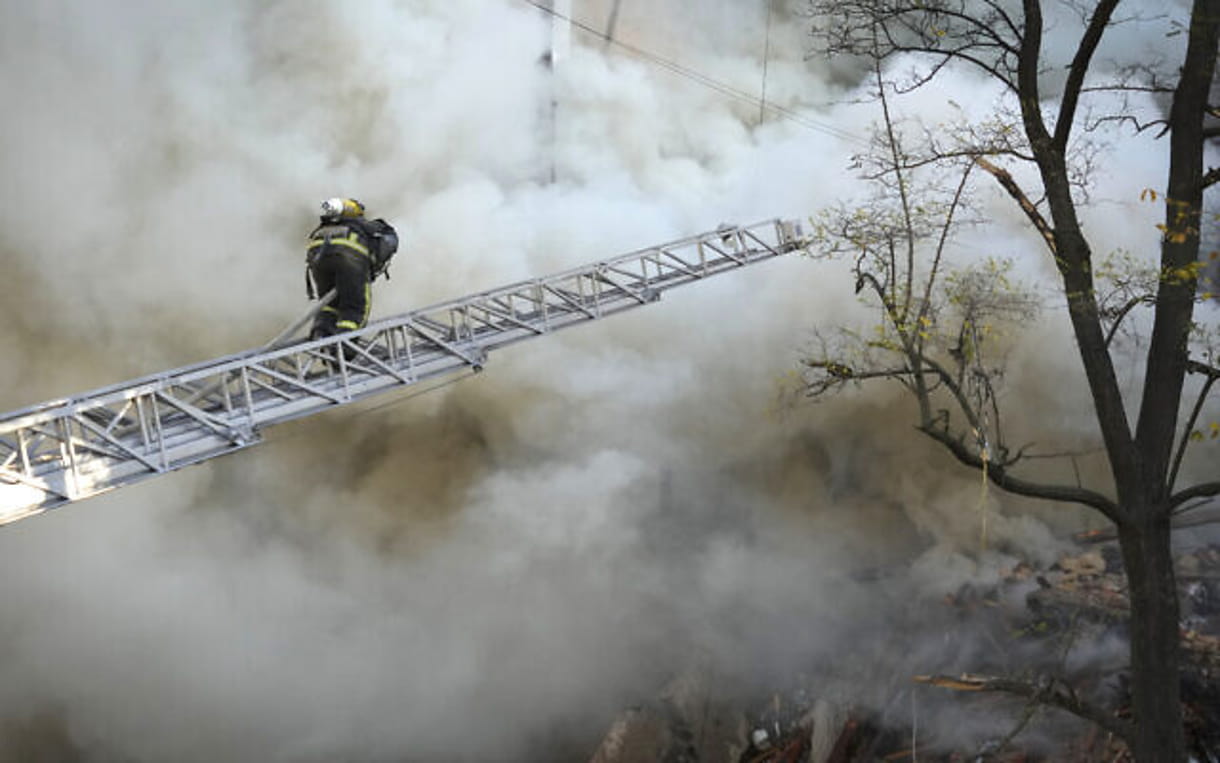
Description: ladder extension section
xmin=0 ymin=219 xmax=807 ymax=526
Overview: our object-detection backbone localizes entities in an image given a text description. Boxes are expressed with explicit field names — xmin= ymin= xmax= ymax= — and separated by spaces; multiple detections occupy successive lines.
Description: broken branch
xmin=914 ymin=673 xmax=1133 ymax=742
xmin=973 ymin=156 xmax=1057 ymax=254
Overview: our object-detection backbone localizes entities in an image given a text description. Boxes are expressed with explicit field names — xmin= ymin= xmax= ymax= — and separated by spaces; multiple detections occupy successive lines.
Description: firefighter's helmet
xmin=320 ymin=197 xmax=366 ymax=220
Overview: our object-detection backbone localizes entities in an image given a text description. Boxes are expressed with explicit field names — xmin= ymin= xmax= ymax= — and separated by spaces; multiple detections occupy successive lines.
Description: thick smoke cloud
xmin=0 ymin=1 xmax=1212 ymax=760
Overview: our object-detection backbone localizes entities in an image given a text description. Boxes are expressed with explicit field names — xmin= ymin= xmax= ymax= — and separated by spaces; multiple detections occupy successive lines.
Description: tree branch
xmin=868 ymin=146 xmax=1038 ymax=174
xmin=1080 ymin=84 xmax=1176 ymax=95
xmin=1054 ymin=0 xmax=1122 ymax=151
xmin=980 ymin=0 xmax=1022 ymax=39
xmin=918 ymin=356 xmax=987 ymax=444
xmin=973 ymin=156 xmax=1056 ymax=254
xmin=920 ymin=162 xmax=974 ymax=328
xmin=1170 ymin=481 xmax=1220 ymax=510
xmin=800 ymin=358 xmax=917 ymax=393
xmin=917 ymin=422 xmax=1119 ymax=518
xmin=1187 ymin=358 xmax=1220 ymax=378
xmin=886 ymin=45 xmax=1018 ymax=93
xmin=914 ymin=673 xmax=1133 ymax=743
xmin=1084 ymin=114 xmax=1170 ymax=136
xmin=1017 ymin=0 xmax=1053 ymax=151
xmin=875 ymin=53 xmax=918 ymax=326
xmin=1168 ymin=359 xmax=1220 ymax=491
xmin=854 ymin=270 xmax=889 ymax=304
xmin=1102 ymin=294 xmax=1155 ymax=349
xmin=1203 ymin=166 xmax=1220 ymax=189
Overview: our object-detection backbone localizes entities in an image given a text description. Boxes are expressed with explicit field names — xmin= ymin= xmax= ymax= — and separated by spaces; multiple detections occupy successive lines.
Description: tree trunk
xmin=1117 ymin=513 xmax=1184 ymax=761
xmin=1119 ymin=4 xmax=1220 ymax=758
xmin=1135 ymin=0 xmax=1220 ymax=486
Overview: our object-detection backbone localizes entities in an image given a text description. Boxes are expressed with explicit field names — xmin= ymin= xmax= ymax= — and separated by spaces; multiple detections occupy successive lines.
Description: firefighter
xmin=305 ymin=197 xmax=399 ymax=340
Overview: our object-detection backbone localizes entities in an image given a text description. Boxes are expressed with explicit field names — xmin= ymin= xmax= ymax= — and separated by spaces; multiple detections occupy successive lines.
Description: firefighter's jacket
xmin=305 ymin=216 xmax=398 ymax=299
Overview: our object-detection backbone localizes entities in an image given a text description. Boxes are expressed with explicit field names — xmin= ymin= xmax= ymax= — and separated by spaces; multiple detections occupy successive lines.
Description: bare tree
xmin=803 ymin=1 xmax=1220 ymax=759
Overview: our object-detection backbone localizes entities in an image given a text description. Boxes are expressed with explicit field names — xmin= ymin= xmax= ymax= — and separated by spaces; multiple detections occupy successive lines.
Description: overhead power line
xmin=761 ymin=0 xmax=773 ymax=125
xmin=520 ymin=0 xmax=866 ymax=145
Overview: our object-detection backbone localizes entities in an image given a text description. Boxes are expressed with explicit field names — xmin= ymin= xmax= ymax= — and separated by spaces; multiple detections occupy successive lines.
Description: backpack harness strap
xmin=305 ymin=224 xmax=373 ymax=298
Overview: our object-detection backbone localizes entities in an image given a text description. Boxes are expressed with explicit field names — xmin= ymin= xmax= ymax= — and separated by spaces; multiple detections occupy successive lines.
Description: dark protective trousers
xmin=308 ymin=249 xmax=372 ymax=339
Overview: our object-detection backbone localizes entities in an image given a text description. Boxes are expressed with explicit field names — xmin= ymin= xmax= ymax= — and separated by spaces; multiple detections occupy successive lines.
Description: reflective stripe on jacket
xmin=307 ymin=224 xmax=372 ymax=259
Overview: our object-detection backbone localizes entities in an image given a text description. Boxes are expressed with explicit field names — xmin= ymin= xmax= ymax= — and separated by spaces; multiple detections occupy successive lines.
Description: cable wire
xmin=520 ymin=0 xmax=867 ymax=145
xmin=761 ymin=0 xmax=773 ymax=125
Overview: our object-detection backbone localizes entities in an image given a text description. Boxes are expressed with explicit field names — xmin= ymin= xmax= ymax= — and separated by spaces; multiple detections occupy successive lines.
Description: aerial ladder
xmin=0 ymin=219 xmax=808 ymax=527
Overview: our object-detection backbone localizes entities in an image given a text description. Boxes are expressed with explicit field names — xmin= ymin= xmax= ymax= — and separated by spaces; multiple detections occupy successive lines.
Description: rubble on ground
xmin=588 ymin=662 xmax=749 ymax=763
xmin=587 ymin=543 xmax=1220 ymax=762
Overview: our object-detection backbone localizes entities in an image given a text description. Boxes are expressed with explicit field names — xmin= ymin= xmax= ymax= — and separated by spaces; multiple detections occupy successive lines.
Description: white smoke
xmin=0 ymin=0 xmax=1210 ymax=760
